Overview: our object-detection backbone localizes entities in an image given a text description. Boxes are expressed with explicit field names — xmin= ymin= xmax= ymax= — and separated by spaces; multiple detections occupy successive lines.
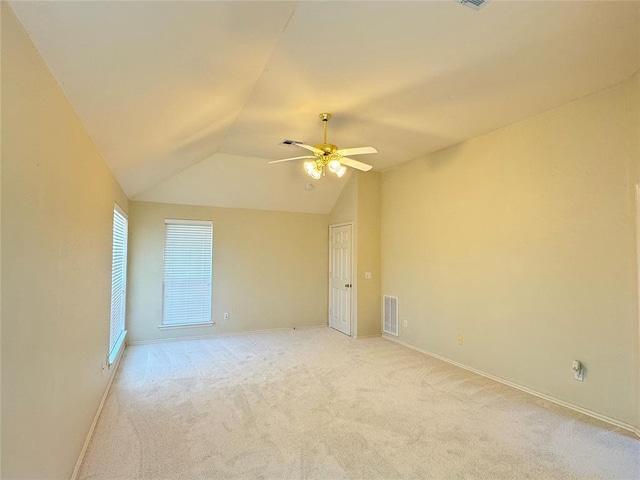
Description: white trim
xmin=158 ymin=322 xmax=214 ymax=330
xmin=127 ymin=325 xmax=328 ymax=346
xmin=164 ymin=218 xmax=212 ymax=226
xmin=383 ymin=334 xmax=638 ymax=435
xmin=328 ymin=222 xmax=355 ymax=337
xmin=107 ymin=329 xmax=126 ymax=366
xmin=70 ymin=344 xmax=126 ymax=480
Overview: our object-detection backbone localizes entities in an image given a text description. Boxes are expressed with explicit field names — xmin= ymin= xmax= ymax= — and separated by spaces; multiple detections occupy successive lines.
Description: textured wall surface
xmin=382 ymin=76 xmax=640 ymax=426
xmin=127 ymin=201 xmax=329 ymax=343
xmin=1 ymin=4 xmax=129 ymax=478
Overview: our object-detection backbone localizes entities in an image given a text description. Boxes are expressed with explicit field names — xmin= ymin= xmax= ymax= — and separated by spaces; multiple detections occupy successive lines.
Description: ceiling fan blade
xmin=268 ymin=156 xmax=315 ymax=164
xmin=293 ymin=142 xmax=324 ymax=155
xmin=335 ymin=146 xmax=378 ymax=157
xmin=341 ymin=157 xmax=373 ymax=172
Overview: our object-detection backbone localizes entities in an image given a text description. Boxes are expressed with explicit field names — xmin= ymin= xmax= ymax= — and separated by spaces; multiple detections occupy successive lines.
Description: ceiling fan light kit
xmin=269 ymin=113 xmax=376 ymax=180
xmin=303 ymin=160 xmax=323 ymax=179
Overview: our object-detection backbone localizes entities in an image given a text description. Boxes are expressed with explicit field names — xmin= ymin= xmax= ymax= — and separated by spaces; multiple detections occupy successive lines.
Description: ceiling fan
xmin=269 ymin=113 xmax=376 ymax=180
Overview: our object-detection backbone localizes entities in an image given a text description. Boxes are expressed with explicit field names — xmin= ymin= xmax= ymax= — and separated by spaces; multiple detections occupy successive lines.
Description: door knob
xmin=345 ymin=283 xmax=352 ymax=288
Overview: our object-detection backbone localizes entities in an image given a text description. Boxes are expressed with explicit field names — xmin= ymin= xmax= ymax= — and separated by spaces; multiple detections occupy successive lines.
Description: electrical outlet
xmin=403 ymin=319 xmax=408 ymax=328
xmin=223 ymin=312 xmax=229 ymax=320
xmin=457 ymin=335 xmax=463 ymax=346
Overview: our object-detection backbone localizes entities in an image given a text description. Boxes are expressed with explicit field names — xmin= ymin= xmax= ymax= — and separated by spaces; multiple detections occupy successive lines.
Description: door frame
xmin=635 ymin=183 xmax=640 ymax=437
xmin=328 ymin=222 xmax=355 ymax=336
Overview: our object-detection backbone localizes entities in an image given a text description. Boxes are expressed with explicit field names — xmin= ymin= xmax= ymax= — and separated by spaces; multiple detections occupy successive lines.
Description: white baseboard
xmin=127 ymin=324 xmax=328 ymax=346
xmin=70 ymin=344 xmax=126 ymax=480
xmin=382 ymin=335 xmax=639 ymax=437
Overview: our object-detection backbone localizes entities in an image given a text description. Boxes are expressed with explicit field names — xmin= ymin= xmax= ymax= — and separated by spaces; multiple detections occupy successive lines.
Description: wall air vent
xmin=456 ymin=0 xmax=489 ymax=10
xmin=383 ymin=295 xmax=399 ymax=336
xmin=279 ymin=139 xmax=304 ymax=146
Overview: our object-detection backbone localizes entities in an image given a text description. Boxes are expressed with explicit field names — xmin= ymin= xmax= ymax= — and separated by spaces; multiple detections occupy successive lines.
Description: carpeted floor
xmin=78 ymin=327 xmax=639 ymax=479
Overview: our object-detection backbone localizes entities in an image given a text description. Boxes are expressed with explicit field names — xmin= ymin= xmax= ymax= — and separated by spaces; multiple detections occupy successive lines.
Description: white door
xmin=329 ymin=224 xmax=352 ymax=336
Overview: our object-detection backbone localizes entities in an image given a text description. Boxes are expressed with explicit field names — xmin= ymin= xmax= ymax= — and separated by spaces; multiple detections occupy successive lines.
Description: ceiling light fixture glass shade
xmin=327 ymin=159 xmax=342 ymax=173
xmin=304 ymin=160 xmax=322 ymax=180
xmin=303 ymin=157 xmax=348 ymax=179
xmin=309 ymin=169 xmax=322 ymax=180
xmin=303 ymin=160 xmax=315 ymax=175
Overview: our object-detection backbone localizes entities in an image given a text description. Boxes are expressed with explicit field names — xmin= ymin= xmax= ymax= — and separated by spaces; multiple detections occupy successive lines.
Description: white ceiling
xmin=11 ymin=0 xmax=640 ymax=214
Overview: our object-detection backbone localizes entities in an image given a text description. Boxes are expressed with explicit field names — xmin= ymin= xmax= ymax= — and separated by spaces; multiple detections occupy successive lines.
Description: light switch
xmin=364 ymin=272 xmax=372 ymax=279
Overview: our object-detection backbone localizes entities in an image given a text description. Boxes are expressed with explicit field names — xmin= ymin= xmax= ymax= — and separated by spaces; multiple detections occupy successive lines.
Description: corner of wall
xmin=633 ymin=69 xmax=640 ymax=434
xmin=356 ymin=172 xmax=382 ymax=337
xmin=326 ymin=171 xmax=383 ymax=338
xmin=328 ymin=172 xmax=358 ymax=226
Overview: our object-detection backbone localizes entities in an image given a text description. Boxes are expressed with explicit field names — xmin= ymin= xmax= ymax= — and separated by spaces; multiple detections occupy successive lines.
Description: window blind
xmin=109 ymin=206 xmax=128 ymax=361
xmin=162 ymin=220 xmax=213 ymax=326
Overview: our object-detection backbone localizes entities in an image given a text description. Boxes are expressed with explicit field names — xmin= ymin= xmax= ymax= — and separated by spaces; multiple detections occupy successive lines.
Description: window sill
xmin=108 ymin=330 xmax=127 ymax=367
xmin=158 ymin=322 xmax=214 ymax=330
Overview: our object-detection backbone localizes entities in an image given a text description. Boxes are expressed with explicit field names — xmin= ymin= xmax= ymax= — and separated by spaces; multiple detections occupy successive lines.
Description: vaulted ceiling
xmin=11 ymin=1 xmax=640 ymax=214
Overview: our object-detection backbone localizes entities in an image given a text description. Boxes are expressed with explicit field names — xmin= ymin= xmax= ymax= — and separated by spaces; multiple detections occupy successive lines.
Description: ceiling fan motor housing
xmin=315 ymin=143 xmax=338 ymax=155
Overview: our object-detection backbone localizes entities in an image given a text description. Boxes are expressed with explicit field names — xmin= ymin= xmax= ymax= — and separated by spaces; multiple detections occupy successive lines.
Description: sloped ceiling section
xmin=11 ymin=1 xmax=640 ymax=214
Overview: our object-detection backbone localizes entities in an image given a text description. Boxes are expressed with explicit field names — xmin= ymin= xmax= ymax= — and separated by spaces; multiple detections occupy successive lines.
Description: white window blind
xmin=162 ymin=219 xmax=213 ymax=326
xmin=109 ymin=206 xmax=128 ymax=363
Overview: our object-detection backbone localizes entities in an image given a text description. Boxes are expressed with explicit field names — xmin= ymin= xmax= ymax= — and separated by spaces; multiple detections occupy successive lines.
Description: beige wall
xmin=127 ymin=201 xmax=328 ymax=343
xmin=328 ymin=172 xmax=358 ymax=226
xmin=328 ymin=172 xmax=382 ymax=338
xmin=382 ymin=76 xmax=640 ymax=426
xmin=1 ymin=4 xmax=129 ymax=478
xmin=357 ymin=172 xmax=382 ymax=337
xmin=635 ymin=70 xmax=640 ymax=178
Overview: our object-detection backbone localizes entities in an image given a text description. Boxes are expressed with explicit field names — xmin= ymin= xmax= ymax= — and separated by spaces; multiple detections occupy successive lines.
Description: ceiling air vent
xmin=279 ymin=139 xmax=304 ymax=147
xmin=456 ymin=0 xmax=489 ymax=10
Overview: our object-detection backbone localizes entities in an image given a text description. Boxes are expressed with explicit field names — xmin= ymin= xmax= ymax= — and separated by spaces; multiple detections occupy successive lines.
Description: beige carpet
xmin=78 ymin=327 xmax=639 ymax=479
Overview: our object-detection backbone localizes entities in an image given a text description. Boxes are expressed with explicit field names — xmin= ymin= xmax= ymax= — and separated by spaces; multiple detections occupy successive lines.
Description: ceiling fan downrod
xmin=319 ymin=112 xmax=332 ymax=145
xmin=315 ymin=113 xmax=337 ymax=154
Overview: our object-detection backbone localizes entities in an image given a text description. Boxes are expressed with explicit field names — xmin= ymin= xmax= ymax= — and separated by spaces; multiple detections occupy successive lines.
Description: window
xmin=162 ymin=219 xmax=213 ymax=327
xmin=109 ymin=205 xmax=128 ymax=364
